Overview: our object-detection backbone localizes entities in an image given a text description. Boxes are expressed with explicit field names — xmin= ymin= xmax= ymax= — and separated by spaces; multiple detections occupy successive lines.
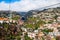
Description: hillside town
xmin=0 ymin=7 xmax=60 ymax=40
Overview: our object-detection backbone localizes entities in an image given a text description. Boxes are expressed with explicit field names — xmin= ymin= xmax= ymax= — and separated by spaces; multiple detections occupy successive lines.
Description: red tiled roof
xmin=0 ymin=17 xmax=9 ymax=21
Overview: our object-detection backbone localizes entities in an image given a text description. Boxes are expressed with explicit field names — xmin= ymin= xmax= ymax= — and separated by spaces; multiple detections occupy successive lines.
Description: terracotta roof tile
xmin=0 ymin=17 xmax=9 ymax=21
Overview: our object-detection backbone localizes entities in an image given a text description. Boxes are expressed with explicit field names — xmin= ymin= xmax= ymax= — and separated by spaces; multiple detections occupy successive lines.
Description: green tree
xmin=54 ymin=15 xmax=58 ymax=22
xmin=12 ymin=15 xmax=20 ymax=20
xmin=24 ymin=34 xmax=33 ymax=40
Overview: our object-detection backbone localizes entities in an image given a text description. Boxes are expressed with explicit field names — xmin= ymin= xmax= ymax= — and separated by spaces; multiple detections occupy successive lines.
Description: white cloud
xmin=0 ymin=2 xmax=9 ymax=11
xmin=0 ymin=0 xmax=60 ymax=12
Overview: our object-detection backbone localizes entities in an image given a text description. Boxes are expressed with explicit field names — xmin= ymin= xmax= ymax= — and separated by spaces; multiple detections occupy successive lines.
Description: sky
xmin=0 ymin=0 xmax=60 ymax=12
xmin=0 ymin=0 xmax=20 ymax=3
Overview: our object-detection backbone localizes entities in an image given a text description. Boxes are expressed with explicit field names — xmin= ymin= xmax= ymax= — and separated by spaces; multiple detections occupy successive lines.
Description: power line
xmin=37 ymin=3 xmax=60 ymax=10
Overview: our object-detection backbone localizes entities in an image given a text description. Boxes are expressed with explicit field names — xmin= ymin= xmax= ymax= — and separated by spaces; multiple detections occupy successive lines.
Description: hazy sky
xmin=0 ymin=0 xmax=60 ymax=12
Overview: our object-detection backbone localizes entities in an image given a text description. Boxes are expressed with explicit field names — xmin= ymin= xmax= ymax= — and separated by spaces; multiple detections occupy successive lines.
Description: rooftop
xmin=0 ymin=17 xmax=9 ymax=21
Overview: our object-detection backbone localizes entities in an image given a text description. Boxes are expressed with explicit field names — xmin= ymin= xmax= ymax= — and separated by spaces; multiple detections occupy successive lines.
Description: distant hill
xmin=27 ymin=7 xmax=60 ymax=15
xmin=0 ymin=11 xmax=20 ymax=17
xmin=0 ymin=7 xmax=60 ymax=17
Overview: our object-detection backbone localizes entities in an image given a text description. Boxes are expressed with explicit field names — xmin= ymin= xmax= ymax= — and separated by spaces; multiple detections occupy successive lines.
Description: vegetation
xmin=24 ymin=17 xmax=46 ymax=30
xmin=12 ymin=15 xmax=20 ymax=20
xmin=42 ymin=28 xmax=53 ymax=34
xmin=0 ymin=23 xmax=21 ymax=40
xmin=24 ymin=33 xmax=33 ymax=40
xmin=54 ymin=15 xmax=58 ymax=22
